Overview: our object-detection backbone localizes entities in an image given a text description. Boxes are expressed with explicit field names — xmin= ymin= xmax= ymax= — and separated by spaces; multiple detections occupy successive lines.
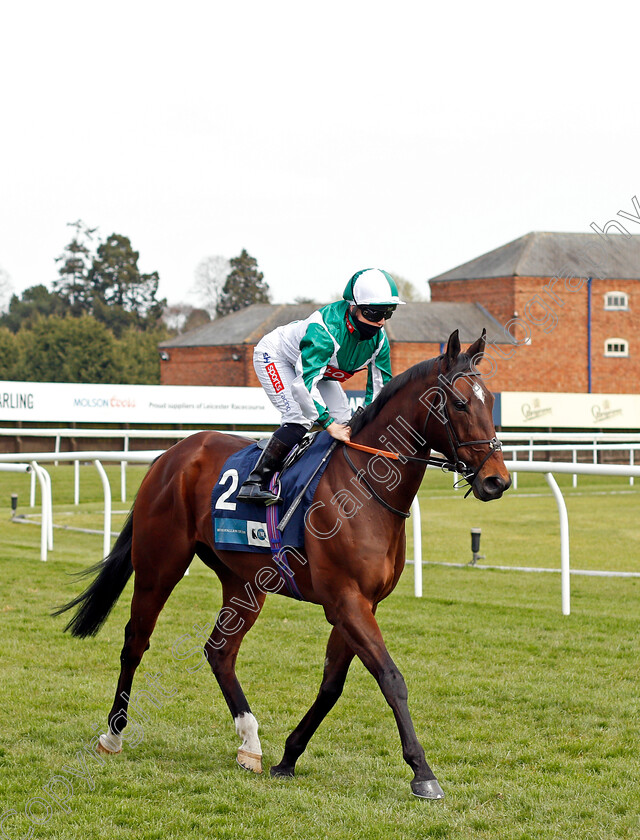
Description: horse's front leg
xmin=330 ymin=593 xmax=444 ymax=800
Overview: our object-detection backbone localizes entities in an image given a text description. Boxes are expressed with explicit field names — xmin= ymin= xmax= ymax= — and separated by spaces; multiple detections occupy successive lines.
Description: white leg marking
xmin=235 ymin=712 xmax=262 ymax=755
xmin=99 ymin=727 xmax=123 ymax=753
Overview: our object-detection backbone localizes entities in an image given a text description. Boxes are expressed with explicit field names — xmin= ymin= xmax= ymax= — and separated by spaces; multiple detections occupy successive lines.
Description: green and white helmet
xmin=342 ymin=269 xmax=406 ymax=306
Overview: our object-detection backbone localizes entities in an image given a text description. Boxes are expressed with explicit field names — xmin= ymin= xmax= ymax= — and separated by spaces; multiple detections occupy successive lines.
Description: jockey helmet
xmin=342 ymin=269 xmax=406 ymax=307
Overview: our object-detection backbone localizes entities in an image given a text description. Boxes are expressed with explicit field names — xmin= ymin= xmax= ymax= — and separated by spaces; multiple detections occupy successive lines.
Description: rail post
xmin=93 ymin=460 xmax=112 ymax=558
xmin=411 ymin=497 xmax=422 ymax=597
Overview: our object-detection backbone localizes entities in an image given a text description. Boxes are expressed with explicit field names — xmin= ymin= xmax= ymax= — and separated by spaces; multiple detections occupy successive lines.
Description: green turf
xmin=409 ymin=470 xmax=640 ymax=575
xmin=1 ymin=465 xmax=639 ymax=839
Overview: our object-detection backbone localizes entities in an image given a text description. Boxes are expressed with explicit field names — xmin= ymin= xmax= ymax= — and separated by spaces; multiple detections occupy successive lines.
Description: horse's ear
xmin=466 ymin=328 xmax=487 ymax=362
xmin=444 ymin=329 xmax=461 ymax=369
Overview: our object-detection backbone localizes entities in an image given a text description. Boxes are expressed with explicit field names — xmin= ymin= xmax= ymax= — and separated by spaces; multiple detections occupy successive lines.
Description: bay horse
xmin=55 ymin=329 xmax=510 ymax=800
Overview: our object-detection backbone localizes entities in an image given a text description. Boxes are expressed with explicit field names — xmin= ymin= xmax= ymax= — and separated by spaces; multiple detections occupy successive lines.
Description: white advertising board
xmin=501 ymin=391 xmax=640 ymax=429
xmin=0 ymin=381 xmax=282 ymax=424
xmin=4 ymin=380 xmax=635 ymax=429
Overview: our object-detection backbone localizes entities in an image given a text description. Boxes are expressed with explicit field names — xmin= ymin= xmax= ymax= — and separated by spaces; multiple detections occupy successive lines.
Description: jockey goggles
xmin=358 ymin=304 xmax=396 ymax=321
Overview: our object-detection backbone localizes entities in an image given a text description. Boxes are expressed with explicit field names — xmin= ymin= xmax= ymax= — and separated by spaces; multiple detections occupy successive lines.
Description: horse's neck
xmin=353 ymin=393 xmax=430 ymax=506
xmin=357 ymin=386 xmax=430 ymax=458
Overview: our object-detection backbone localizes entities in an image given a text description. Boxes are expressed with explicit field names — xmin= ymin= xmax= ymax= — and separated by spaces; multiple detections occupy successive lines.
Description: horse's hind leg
xmin=99 ymin=537 xmax=193 ymax=754
xmin=203 ymin=565 xmax=267 ymax=773
xmin=271 ymin=627 xmax=354 ymax=778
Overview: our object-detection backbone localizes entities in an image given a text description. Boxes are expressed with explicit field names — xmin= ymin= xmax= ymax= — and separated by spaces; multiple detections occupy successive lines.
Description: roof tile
xmin=430 ymin=232 xmax=640 ymax=282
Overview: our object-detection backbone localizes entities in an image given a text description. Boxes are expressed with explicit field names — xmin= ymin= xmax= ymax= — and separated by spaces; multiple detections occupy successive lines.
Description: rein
xmin=341 ymin=441 xmax=470 ymax=519
xmin=342 ymin=447 xmax=411 ymax=519
xmin=344 ymin=439 xmax=462 ymax=470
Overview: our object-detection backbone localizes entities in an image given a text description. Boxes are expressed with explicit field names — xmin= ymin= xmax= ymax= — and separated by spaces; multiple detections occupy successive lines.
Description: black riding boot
xmin=236 ymin=436 xmax=292 ymax=505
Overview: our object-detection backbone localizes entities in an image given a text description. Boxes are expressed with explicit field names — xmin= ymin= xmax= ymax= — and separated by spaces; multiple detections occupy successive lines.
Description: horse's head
xmin=425 ymin=329 xmax=511 ymax=501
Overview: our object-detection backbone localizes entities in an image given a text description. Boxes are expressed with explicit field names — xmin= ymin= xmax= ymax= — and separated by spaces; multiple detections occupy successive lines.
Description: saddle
xmin=257 ymin=430 xmax=319 ymax=476
xmin=210 ymin=431 xmax=334 ymax=555
xmin=283 ymin=430 xmax=318 ymax=468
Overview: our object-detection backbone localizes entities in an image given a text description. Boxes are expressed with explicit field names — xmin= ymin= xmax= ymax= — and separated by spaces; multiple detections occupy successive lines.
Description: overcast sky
xmin=1 ymin=0 xmax=638 ymax=309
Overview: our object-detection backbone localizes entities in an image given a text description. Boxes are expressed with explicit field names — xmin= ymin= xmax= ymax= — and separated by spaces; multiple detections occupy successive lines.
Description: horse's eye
xmin=453 ymin=399 xmax=467 ymax=411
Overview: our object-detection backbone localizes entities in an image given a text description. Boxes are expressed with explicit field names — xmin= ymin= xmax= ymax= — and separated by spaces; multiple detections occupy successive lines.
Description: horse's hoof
xmin=269 ymin=763 xmax=295 ymax=778
xmin=96 ymin=734 xmax=122 ymax=755
xmin=96 ymin=742 xmax=116 ymax=755
xmin=237 ymin=748 xmax=263 ymax=774
xmin=411 ymin=779 xmax=445 ymax=800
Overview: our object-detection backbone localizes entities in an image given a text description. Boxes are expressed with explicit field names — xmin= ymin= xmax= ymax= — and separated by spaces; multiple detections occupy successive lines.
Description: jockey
xmin=237 ymin=268 xmax=405 ymax=504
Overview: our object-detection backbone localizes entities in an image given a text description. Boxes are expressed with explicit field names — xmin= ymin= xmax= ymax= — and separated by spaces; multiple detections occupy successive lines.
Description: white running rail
xmin=412 ymin=460 xmax=640 ymax=615
xmin=2 ymin=446 xmax=639 ymax=616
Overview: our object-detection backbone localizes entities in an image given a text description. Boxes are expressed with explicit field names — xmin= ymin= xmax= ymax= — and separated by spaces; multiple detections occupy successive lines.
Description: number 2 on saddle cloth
xmin=210 ymin=432 xmax=335 ymax=599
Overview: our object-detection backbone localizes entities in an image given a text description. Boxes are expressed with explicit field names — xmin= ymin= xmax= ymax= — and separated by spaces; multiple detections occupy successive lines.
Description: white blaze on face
xmin=472 ymin=382 xmax=485 ymax=404
xmin=235 ymin=712 xmax=262 ymax=755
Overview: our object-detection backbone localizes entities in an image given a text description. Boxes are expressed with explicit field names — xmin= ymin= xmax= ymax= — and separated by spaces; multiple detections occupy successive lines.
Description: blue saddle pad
xmin=211 ymin=432 xmax=335 ymax=553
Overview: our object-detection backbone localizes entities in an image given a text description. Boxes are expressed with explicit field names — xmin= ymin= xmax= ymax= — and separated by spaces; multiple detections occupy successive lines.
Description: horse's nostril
xmin=485 ymin=474 xmax=509 ymax=494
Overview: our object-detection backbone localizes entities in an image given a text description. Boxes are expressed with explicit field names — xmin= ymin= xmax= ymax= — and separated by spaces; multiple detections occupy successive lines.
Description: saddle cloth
xmin=211 ymin=431 xmax=334 ymax=553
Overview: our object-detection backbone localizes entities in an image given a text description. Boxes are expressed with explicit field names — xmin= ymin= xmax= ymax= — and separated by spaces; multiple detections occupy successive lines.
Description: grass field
xmin=1 ymin=464 xmax=639 ymax=839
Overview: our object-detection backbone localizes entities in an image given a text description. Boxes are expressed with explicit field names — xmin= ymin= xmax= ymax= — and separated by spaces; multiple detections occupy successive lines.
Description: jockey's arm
xmin=292 ymin=325 xmax=350 ymax=435
xmin=365 ymin=333 xmax=393 ymax=404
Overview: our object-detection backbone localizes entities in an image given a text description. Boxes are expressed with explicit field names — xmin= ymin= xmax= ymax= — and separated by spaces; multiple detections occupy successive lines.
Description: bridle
xmin=423 ymin=370 xmax=503 ymax=499
xmin=342 ymin=364 xmax=503 ymax=515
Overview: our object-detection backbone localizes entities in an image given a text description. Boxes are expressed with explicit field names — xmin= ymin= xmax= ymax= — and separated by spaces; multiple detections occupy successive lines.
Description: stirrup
xmin=236 ymin=481 xmax=281 ymax=505
xmin=265 ymin=475 xmax=281 ymax=505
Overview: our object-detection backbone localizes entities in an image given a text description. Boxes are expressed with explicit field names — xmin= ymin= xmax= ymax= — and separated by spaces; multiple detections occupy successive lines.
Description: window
xmin=604 ymin=291 xmax=628 ymax=310
xmin=604 ymin=338 xmax=629 ymax=357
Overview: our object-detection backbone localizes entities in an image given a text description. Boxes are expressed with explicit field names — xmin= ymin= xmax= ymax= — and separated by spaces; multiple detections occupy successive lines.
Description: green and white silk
xmin=258 ymin=300 xmax=392 ymax=428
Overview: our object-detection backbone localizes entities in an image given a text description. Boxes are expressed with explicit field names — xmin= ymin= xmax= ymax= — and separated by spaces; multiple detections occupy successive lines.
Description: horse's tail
xmin=52 ymin=508 xmax=135 ymax=638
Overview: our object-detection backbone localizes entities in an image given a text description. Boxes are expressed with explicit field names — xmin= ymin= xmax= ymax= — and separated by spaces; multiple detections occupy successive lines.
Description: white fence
xmin=4 ymin=427 xmax=639 ymax=490
xmin=0 ymin=451 xmax=164 ymax=562
xmin=3 ymin=430 xmax=640 ymax=617
xmin=0 ymin=428 xmax=268 ymax=503
xmin=412 ymin=460 xmax=640 ymax=617
xmin=503 ymin=443 xmax=637 ymax=487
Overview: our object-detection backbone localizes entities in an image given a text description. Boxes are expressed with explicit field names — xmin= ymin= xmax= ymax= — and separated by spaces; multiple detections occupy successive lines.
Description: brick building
xmin=159 ymin=232 xmax=640 ymax=395
xmin=429 ymin=232 xmax=640 ymax=394
xmin=158 ymin=302 xmax=510 ymax=392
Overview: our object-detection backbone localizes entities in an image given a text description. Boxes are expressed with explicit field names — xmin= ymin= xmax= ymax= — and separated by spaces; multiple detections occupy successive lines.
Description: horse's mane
xmin=349 ymin=352 xmax=474 ymax=435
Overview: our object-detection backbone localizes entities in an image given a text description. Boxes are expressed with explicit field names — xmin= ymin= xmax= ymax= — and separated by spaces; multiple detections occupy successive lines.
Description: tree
xmin=91 ymin=298 xmax=141 ymax=337
xmin=183 ymin=307 xmax=211 ymax=333
xmin=116 ymin=326 xmax=171 ymax=384
xmin=0 ymin=266 xmax=13 ymax=313
xmin=162 ymin=303 xmax=210 ymax=335
xmin=390 ymin=274 xmax=427 ymax=302
xmin=53 ymin=220 xmax=98 ymax=315
xmin=14 ymin=316 xmax=124 ymax=383
xmin=191 ymin=255 xmax=231 ymax=318
xmin=0 ymin=285 xmax=67 ymax=332
xmin=89 ymin=233 xmax=166 ymax=330
xmin=0 ymin=327 xmax=18 ymax=379
xmin=216 ymin=249 xmax=270 ymax=317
